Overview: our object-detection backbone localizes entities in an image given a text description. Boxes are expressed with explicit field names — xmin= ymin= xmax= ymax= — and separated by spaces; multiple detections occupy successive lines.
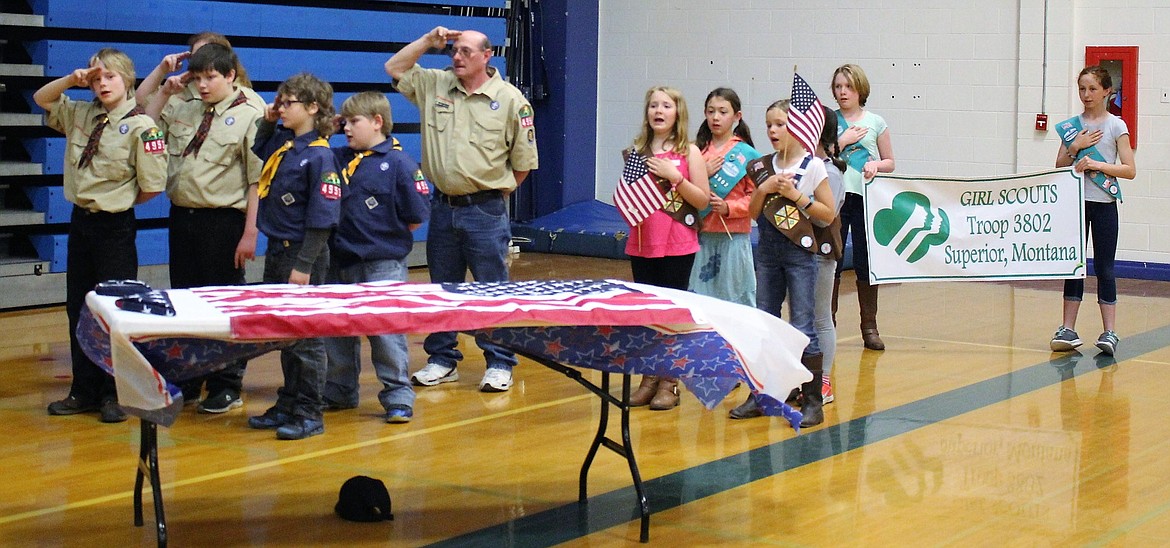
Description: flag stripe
xmin=788 ymin=72 xmax=825 ymax=154
xmin=191 ymin=280 xmax=699 ymax=340
xmin=613 ymin=151 xmax=665 ymax=226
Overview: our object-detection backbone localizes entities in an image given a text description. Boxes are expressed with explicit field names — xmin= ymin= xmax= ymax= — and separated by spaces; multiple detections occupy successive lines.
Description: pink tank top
xmin=624 ymin=150 xmax=701 ymax=258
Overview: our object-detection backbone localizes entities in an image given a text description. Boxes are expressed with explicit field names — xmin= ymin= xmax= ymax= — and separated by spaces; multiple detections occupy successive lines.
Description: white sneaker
xmin=411 ymin=363 xmax=459 ymax=386
xmin=479 ymin=368 xmax=513 ymax=392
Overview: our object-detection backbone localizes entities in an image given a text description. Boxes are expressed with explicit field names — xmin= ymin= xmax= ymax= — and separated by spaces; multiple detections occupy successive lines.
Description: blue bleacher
xmin=29 ymin=228 xmax=170 ymax=272
xmin=24 ymin=186 xmax=169 ymax=223
xmin=28 ymin=41 xmax=500 ymax=86
xmin=31 ymin=0 xmax=505 ymax=45
xmin=19 ymin=0 xmax=503 ymax=272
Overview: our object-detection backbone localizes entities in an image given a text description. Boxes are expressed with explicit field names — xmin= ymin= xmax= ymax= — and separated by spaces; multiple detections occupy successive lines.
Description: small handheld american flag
xmin=613 ymin=150 xmax=666 ymax=227
xmin=788 ymin=72 xmax=826 ymax=154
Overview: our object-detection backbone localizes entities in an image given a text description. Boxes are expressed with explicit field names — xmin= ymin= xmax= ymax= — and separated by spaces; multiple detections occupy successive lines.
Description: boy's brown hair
xmin=341 ymin=91 xmax=394 ymax=136
xmin=88 ymin=48 xmax=136 ymax=99
xmin=278 ymin=72 xmax=336 ymax=137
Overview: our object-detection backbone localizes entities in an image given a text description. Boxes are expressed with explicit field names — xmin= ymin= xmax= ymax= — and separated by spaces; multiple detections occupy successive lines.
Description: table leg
xmin=514 ymin=351 xmax=651 ymax=542
xmin=135 ymin=419 xmax=168 ymax=548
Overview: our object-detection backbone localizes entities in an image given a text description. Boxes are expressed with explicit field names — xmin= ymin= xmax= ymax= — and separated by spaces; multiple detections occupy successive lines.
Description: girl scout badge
xmin=747 ymin=154 xmax=831 ymax=256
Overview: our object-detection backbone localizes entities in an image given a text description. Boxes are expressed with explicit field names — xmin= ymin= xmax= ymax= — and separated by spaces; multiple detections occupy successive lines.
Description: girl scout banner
xmin=863 ymin=169 xmax=1085 ymax=283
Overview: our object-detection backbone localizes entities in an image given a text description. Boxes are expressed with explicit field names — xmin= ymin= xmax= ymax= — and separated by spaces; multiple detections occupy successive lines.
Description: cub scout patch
xmin=141 ymin=128 xmax=166 ymax=154
xmin=413 ymin=170 xmax=430 ymax=195
xmin=519 ymin=105 xmax=534 ymax=128
xmin=320 ymin=171 xmax=342 ymax=200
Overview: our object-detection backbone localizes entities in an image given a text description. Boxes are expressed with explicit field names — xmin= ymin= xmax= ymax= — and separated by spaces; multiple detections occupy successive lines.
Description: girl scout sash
xmin=747 ymin=154 xmax=830 ymax=256
xmin=659 ymin=175 xmax=700 ymax=230
xmin=836 ymin=111 xmax=871 ymax=175
xmin=1056 ymin=116 xmax=1123 ymax=201
xmin=700 ymin=141 xmax=761 ymax=219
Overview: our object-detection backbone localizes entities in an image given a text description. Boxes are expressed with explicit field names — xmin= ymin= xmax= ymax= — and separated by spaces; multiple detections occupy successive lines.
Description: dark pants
xmin=835 ymin=192 xmax=869 ymax=278
xmin=170 ymin=206 xmax=248 ymax=397
xmin=66 ymin=206 xmax=137 ymax=403
xmin=629 ymin=254 xmax=695 ymax=291
xmin=263 ymin=240 xmax=329 ymax=420
xmin=1065 ymin=201 xmax=1119 ymax=305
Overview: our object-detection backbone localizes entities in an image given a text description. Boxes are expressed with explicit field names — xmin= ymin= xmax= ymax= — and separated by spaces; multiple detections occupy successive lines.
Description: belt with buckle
xmin=438 ymin=189 xmax=502 ymax=207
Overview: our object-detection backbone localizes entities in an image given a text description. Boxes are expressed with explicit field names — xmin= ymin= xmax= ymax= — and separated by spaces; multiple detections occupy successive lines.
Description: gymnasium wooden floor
xmin=2 ymin=252 xmax=1169 ymax=546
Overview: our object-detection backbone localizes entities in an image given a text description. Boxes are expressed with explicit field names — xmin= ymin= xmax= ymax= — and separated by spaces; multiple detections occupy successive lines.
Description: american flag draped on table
xmin=613 ymin=150 xmax=665 ymax=227
xmin=787 ymin=72 xmax=826 ymax=154
xmin=79 ymin=280 xmax=811 ymax=428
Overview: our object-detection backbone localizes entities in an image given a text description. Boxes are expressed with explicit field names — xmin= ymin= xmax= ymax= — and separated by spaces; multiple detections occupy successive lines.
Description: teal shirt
xmin=836 ymin=110 xmax=887 ymax=195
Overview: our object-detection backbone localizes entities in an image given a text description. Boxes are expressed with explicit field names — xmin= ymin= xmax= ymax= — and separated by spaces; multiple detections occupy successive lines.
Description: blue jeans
xmin=1064 ymin=201 xmax=1118 ymax=305
xmin=324 ymin=259 xmax=415 ymax=411
xmin=814 ymin=254 xmax=837 ymax=375
xmin=755 ymin=230 xmax=820 ymax=356
xmin=263 ymin=241 xmax=329 ymax=420
xmin=423 ymin=197 xmax=517 ymax=370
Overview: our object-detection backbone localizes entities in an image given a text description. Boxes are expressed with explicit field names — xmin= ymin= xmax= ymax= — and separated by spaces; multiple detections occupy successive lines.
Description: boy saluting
xmin=144 ymin=43 xmax=267 ymax=414
xmin=34 ymin=48 xmax=167 ymax=423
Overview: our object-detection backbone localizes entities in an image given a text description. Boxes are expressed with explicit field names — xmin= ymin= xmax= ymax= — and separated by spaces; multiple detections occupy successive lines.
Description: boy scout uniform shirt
xmin=160 ymin=87 xmax=266 ymax=210
xmin=330 ymin=139 xmax=431 ymax=267
xmin=252 ymin=127 xmax=342 ymax=242
xmin=394 ymin=64 xmax=538 ymax=195
xmin=45 ymin=95 xmax=168 ymax=213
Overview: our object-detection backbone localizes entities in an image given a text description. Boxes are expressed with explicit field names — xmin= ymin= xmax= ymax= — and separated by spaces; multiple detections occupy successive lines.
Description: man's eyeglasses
xmin=448 ymin=47 xmax=485 ymax=58
xmin=275 ymin=99 xmax=304 ymax=109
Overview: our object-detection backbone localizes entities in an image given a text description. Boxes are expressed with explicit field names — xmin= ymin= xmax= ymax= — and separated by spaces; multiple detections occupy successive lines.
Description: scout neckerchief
xmin=183 ymin=91 xmax=249 ymax=158
xmin=342 ymin=150 xmax=374 ymax=185
xmin=836 ymin=110 xmax=872 ymax=175
xmin=257 ymin=136 xmax=330 ymax=198
xmin=78 ymin=105 xmax=146 ymax=169
xmin=699 ymin=139 xmax=761 ymax=220
xmin=1056 ymin=115 xmax=1123 ymax=201
xmin=343 ymin=138 xmax=403 ymax=185
xmin=747 ymin=153 xmax=831 ymax=256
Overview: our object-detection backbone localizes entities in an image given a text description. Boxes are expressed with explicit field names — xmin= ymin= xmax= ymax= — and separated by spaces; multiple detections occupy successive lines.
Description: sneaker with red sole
xmin=822 ymin=377 xmax=834 ymax=405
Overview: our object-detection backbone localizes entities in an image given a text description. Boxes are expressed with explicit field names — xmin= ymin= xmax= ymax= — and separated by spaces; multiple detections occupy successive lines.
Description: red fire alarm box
xmin=1035 ymin=114 xmax=1048 ymax=131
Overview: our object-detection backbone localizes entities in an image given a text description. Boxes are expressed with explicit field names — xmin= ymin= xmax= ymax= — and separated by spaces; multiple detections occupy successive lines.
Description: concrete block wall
xmin=595 ymin=0 xmax=1170 ymax=268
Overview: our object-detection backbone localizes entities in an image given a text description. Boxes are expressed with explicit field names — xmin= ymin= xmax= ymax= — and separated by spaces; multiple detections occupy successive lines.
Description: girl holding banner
xmin=689 ymin=87 xmax=761 ymax=307
xmin=831 ymin=64 xmax=896 ymax=351
xmin=730 ymin=100 xmax=835 ymax=426
xmin=621 ymin=86 xmax=710 ymax=410
xmin=1051 ymin=66 xmax=1136 ymax=356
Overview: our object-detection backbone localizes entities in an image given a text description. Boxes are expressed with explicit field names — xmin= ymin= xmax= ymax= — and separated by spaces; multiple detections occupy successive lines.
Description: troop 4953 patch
xmin=141 ymin=128 xmax=166 ymax=155
xmin=519 ymin=104 xmax=534 ymax=128
xmin=320 ymin=171 xmax=342 ymax=200
xmin=413 ymin=170 xmax=430 ymax=195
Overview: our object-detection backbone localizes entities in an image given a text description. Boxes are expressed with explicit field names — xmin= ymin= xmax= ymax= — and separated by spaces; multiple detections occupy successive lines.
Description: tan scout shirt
xmin=159 ymin=86 xmax=265 ymax=210
xmin=46 ymin=95 xmax=168 ymax=213
xmin=395 ymin=65 xmax=538 ymax=196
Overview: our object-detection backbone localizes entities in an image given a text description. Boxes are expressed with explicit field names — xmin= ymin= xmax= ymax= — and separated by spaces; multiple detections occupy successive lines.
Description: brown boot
xmin=649 ymin=377 xmax=680 ymax=410
xmin=799 ymin=354 xmax=824 ymax=427
xmin=729 ymin=394 xmax=762 ymax=419
xmin=628 ymin=375 xmax=659 ymax=407
xmin=856 ymin=278 xmax=885 ymax=351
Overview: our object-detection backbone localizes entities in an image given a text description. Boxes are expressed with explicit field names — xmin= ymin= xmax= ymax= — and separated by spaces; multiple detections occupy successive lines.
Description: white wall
xmin=596 ymin=0 xmax=1170 ymax=266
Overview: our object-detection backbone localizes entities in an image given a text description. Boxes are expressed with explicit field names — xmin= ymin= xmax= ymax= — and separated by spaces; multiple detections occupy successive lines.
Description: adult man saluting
xmin=385 ymin=26 xmax=538 ymax=392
